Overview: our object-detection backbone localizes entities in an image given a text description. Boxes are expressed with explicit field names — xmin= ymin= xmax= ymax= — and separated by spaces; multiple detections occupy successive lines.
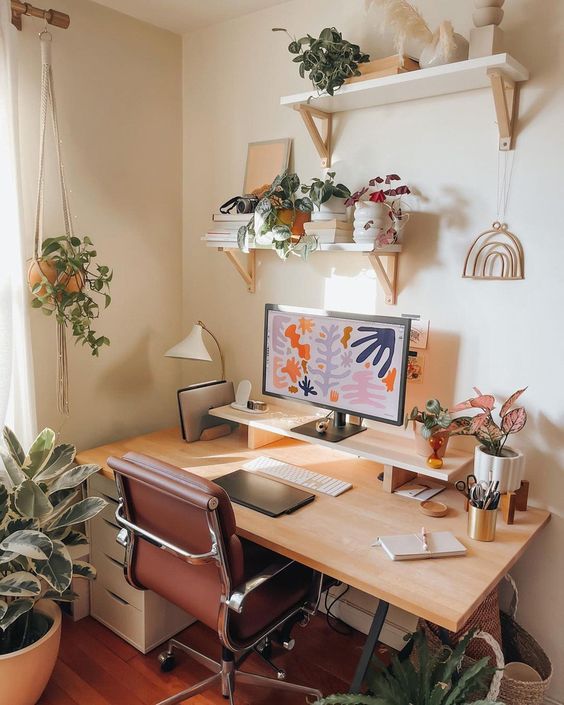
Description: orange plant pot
xmin=277 ymin=209 xmax=311 ymax=237
xmin=27 ymin=257 xmax=85 ymax=298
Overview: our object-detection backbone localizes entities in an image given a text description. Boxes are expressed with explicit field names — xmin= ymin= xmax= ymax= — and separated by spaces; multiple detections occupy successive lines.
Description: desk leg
xmin=349 ymin=600 xmax=389 ymax=693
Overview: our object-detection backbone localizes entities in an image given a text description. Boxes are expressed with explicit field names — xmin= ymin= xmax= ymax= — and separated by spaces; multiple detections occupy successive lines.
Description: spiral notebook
xmin=376 ymin=531 xmax=467 ymax=561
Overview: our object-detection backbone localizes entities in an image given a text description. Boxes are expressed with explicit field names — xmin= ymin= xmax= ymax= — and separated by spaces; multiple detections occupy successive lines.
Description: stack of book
xmin=205 ymin=213 xmax=250 ymax=245
xmin=304 ymin=219 xmax=353 ymax=244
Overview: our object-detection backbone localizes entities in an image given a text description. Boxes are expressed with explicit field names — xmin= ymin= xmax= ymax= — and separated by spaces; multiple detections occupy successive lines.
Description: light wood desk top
xmin=77 ymin=427 xmax=550 ymax=632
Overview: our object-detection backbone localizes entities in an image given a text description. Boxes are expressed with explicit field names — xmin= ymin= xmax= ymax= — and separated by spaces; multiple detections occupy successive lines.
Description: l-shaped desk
xmin=77 ymin=422 xmax=550 ymax=691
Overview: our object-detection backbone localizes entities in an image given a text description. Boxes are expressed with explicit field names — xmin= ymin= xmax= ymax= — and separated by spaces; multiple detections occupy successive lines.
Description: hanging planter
xmin=27 ymin=31 xmax=112 ymax=415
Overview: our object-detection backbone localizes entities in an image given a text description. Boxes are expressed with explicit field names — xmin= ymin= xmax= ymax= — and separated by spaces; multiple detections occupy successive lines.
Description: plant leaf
xmin=501 ymin=407 xmax=527 ymax=435
xmin=3 ymin=426 xmax=25 ymax=466
xmin=0 ymin=530 xmax=53 ymax=560
xmin=61 ymin=530 xmax=88 ymax=547
xmin=72 ymin=561 xmax=97 ymax=580
xmin=0 ymin=598 xmax=33 ymax=632
xmin=49 ymin=496 xmax=107 ymax=530
xmin=500 ymin=387 xmax=527 ymax=417
xmin=43 ymin=589 xmax=79 ymax=602
xmin=0 ymin=449 xmax=26 ymax=486
xmin=0 ymin=571 xmax=42 ymax=597
xmin=47 ymin=464 xmax=99 ymax=495
xmin=14 ymin=480 xmax=53 ymax=518
xmin=36 ymin=443 xmax=76 ymax=481
xmin=32 ymin=539 xmax=73 ymax=592
xmin=22 ymin=428 xmax=55 ymax=478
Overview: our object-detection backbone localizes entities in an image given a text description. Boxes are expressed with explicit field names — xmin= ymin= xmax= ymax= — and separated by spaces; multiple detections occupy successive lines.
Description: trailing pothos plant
xmin=0 ymin=426 xmax=107 ymax=654
xmin=313 ymin=628 xmax=502 ymax=705
xmin=448 ymin=387 xmax=528 ymax=457
xmin=273 ymin=27 xmax=370 ymax=96
xmin=300 ymin=172 xmax=351 ymax=210
xmin=29 ymin=234 xmax=112 ymax=357
xmin=238 ymin=171 xmax=316 ymax=260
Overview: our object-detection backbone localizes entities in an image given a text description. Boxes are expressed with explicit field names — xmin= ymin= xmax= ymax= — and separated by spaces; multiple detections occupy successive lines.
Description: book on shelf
xmin=212 ymin=213 xmax=252 ymax=222
xmin=304 ymin=219 xmax=352 ymax=231
xmin=205 ymin=233 xmax=238 ymax=241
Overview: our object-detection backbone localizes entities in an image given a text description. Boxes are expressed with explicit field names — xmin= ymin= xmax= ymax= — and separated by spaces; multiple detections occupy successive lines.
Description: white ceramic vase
xmin=420 ymin=26 xmax=469 ymax=68
xmin=473 ymin=445 xmax=524 ymax=493
xmin=0 ymin=600 xmax=62 ymax=705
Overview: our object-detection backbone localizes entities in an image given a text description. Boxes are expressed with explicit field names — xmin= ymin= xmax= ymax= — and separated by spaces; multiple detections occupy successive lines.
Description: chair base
xmin=157 ymin=638 xmax=322 ymax=705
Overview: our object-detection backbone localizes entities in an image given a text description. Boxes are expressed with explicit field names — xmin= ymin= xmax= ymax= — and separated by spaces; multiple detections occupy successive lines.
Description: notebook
xmin=376 ymin=531 xmax=467 ymax=561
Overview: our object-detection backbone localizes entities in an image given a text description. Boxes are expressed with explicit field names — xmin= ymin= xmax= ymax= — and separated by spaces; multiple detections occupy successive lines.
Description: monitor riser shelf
xmin=209 ymin=403 xmax=472 ymax=492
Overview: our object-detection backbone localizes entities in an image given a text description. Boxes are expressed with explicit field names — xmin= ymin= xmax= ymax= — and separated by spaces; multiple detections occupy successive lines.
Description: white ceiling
xmin=91 ymin=0 xmax=290 ymax=34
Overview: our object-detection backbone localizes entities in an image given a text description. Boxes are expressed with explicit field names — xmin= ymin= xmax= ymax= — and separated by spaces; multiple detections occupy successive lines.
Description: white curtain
xmin=0 ymin=0 xmax=36 ymax=446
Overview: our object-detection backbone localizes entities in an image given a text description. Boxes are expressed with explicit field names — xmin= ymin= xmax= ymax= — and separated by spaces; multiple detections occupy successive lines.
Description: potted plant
xmin=449 ymin=388 xmax=527 ymax=493
xmin=28 ymin=234 xmax=112 ymax=357
xmin=405 ymin=398 xmax=452 ymax=458
xmin=300 ymin=172 xmax=351 ymax=221
xmin=0 ymin=426 xmax=107 ymax=705
xmin=346 ymin=174 xmax=410 ymax=248
xmin=313 ymin=628 xmax=502 ymax=705
xmin=238 ymin=171 xmax=316 ymax=259
xmin=273 ymin=27 xmax=370 ymax=96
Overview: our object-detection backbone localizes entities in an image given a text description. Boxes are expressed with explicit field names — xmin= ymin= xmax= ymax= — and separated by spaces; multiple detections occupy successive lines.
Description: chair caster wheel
xmin=158 ymin=652 xmax=176 ymax=672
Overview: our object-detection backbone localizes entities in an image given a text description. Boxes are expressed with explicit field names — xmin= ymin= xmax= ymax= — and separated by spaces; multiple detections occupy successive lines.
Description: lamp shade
xmin=165 ymin=324 xmax=212 ymax=361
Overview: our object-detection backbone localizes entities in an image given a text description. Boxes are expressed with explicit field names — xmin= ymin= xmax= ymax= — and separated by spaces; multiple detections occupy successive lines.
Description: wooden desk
xmin=77 ymin=426 xmax=549 ymax=634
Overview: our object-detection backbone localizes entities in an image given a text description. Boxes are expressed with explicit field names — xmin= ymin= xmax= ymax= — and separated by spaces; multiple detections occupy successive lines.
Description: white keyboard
xmin=243 ymin=456 xmax=352 ymax=497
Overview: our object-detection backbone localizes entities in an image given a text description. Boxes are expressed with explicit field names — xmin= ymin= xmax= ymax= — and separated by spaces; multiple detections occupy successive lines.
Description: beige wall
xmin=183 ymin=0 xmax=564 ymax=699
xmin=16 ymin=0 xmax=183 ymax=450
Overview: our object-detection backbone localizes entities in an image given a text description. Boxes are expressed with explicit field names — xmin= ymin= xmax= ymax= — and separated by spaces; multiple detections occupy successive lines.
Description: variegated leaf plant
xmin=0 ymin=426 xmax=107 ymax=653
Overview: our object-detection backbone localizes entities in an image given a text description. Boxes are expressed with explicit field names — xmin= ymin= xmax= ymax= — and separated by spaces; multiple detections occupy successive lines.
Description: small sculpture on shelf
xmin=470 ymin=0 xmax=506 ymax=58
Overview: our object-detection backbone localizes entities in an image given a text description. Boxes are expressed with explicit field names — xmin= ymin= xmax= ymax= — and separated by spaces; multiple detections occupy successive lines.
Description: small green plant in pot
xmin=273 ymin=27 xmax=370 ymax=96
xmin=405 ymin=398 xmax=452 ymax=458
xmin=0 ymin=426 xmax=107 ymax=704
xmin=449 ymin=387 xmax=527 ymax=493
xmin=300 ymin=172 xmax=351 ymax=217
xmin=238 ymin=171 xmax=316 ymax=260
xmin=313 ymin=628 xmax=502 ymax=705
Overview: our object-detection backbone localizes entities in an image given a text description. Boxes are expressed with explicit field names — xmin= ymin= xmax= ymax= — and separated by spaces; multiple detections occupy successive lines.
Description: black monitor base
xmin=292 ymin=412 xmax=366 ymax=443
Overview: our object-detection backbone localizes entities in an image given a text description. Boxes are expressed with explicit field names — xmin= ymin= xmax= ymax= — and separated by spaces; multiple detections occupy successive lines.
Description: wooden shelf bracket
xmin=488 ymin=69 xmax=518 ymax=151
xmin=368 ymin=251 xmax=399 ymax=305
xmin=295 ymin=104 xmax=332 ymax=168
xmin=219 ymin=248 xmax=256 ymax=293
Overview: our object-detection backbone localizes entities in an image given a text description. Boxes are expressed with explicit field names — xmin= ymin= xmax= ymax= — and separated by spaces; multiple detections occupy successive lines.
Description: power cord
xmin=324 ymin=583 xmax=353 ymax=636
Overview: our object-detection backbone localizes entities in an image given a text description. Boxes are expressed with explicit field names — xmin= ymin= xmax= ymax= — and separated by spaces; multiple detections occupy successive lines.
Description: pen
xmin=421 ymin=526 xmax=428 ymax=552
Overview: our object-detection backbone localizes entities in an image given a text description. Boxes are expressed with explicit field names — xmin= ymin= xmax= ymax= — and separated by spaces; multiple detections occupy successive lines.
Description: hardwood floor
xmin=37 ymin=614 xmax=389 ymax=705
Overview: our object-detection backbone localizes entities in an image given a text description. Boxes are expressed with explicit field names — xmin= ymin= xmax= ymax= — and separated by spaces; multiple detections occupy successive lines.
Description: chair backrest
xmin=107 ymin=452 xmax=245 ymax=632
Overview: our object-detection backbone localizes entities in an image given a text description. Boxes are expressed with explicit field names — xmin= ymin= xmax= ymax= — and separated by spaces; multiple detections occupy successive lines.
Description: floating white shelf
xmin=203 ymin=238 xmax=401 ymax=254
xmin=209 ymin=403 xmax=473 ymax=490
xmin=281 ymin=53 xmax=529 ymax=163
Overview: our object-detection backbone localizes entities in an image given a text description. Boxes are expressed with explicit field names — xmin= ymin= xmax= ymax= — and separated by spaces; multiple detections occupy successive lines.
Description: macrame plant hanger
xmin=34 ymin=29 xmax=73 ymax=415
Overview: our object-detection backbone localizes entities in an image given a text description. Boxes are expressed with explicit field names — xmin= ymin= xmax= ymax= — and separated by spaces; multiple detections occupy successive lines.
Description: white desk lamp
xmin=165 ymin=321 xmax=232 ymax=441
xmin=165 ymin=321 xmax=225 ymax=380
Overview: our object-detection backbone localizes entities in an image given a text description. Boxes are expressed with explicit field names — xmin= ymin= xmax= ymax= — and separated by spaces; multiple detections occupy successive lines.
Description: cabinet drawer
xmin=91 ymin=579 xmax=145 ymax=649
xmin=90 ymin=515 xmax=125 ymax=564
xmin=91 ymin=546 xmax=144 ymax=611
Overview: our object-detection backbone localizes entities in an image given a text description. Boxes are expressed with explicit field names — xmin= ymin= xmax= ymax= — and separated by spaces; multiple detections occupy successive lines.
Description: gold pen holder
xmin=467 ymin=505 xmax=498 ymax=541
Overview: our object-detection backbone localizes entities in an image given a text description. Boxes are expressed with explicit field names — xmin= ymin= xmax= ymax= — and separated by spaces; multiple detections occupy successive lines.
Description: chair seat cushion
xmin=228 ymin=539 xmax=314 ymax=645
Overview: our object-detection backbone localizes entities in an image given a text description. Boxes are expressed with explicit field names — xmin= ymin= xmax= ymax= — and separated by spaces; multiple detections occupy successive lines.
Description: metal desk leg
xmin=349 ymin=600 xmax=389 ymax=693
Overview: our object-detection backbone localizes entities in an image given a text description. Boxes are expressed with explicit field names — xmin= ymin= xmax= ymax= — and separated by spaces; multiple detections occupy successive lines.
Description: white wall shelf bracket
xmin=219 ymin=248 xmax=256 ymax=293
xmin=295 ymin=104 xmax=332 ymax=168
xmin=368 ymin=251 xmax=399 ymax=305
xmin=488 ymin=69 xmax=518 ymax=151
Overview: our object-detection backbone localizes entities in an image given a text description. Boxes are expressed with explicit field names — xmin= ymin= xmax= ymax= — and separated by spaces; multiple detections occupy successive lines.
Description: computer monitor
xmin=262 ymin=304 xmax=411 ymax=442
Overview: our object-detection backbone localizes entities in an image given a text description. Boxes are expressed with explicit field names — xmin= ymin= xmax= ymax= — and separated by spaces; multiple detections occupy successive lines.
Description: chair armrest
xmin=226 ymin=557 xmax=295 ymax=614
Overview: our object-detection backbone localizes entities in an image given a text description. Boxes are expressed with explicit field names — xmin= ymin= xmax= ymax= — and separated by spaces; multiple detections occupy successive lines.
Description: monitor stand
xmin=292 ymin=411 xmax=367 ymax=443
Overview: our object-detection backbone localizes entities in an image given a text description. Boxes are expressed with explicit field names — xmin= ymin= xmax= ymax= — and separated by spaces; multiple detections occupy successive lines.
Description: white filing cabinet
xmin=87 ymin=473 xmax=195 ymax=653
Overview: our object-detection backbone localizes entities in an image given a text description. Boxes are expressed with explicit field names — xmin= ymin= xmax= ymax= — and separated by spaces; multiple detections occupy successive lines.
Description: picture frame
xmin=243 ymin=138 xmax=292 ymax=194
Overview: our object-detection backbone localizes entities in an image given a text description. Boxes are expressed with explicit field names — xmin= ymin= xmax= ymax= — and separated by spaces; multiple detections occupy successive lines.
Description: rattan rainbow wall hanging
xmin=463 ymin=221 xmax=524 ymax=280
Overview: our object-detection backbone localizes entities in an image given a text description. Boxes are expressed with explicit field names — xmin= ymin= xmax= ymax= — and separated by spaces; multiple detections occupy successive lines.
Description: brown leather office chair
xmin=108 ymin=452 xmax=323 ymax=705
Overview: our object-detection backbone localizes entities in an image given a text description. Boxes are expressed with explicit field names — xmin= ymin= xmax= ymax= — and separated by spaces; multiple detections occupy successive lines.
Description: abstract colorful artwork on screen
xmin=265 ymin=310 xmax=407 ymax=422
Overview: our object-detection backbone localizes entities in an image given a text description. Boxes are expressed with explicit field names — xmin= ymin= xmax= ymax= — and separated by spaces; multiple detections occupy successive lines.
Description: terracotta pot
xmin=277 ymin=209 xmax=311 ymax=236
xmin=27 ymin=257 xmax=85 ymax=299
xmin=412 ymin=420 xmax=449 ymax=458
xmin=0 ymin=600 xmax=61 ymax=705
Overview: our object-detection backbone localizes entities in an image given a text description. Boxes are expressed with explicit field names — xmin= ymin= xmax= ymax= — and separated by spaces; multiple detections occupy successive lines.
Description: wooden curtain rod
xmin=11 ymin=1 xmax=70 ymax=31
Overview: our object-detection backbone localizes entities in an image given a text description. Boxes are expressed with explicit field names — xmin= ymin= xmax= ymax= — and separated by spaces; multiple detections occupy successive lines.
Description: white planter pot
xmin=0 ymin=600 xmax=62 ymax=705
xmin=473 ymin=445 xmax=524 ymax=493
xmin=319 ymin=195 xmax=347 ymax=214
xmin=420 ymin=32 xmax=469 ymax=68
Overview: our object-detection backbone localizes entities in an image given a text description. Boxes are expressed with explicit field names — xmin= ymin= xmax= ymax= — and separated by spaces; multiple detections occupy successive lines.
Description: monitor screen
xmin=263 ymin=305 xmax=411 ymax=426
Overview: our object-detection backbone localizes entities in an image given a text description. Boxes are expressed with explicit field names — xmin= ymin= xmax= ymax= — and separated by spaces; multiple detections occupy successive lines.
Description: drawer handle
xmin=102 ymin=517 xmax=119 ymax=531
xmin=101 ymin=492 xmax=118 ymax=506
xmin=106 ymin=589 xmax=129 ymax=607
xmin=105 ymin=553 xmax=124 ymax=569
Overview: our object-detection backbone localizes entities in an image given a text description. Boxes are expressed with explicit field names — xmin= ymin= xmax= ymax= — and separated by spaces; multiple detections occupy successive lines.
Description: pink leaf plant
xmin=448 ymin=387 xmax=528 ymax=457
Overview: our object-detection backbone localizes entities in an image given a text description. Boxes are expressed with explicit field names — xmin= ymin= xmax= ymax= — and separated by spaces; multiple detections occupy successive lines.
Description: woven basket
xmin=497 ymin=576 xmax=553 ymax=705
xmin=420 ymin=587 xmax=502 ymax=664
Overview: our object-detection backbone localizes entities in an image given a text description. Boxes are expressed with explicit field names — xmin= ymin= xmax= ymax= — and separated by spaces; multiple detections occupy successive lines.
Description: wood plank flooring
xmin=37 ymin=614 xmax=385 ymax=704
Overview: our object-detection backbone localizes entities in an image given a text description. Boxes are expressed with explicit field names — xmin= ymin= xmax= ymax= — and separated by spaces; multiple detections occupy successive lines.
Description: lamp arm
xmin=198 ymin=321 xmax=225 ymax=380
